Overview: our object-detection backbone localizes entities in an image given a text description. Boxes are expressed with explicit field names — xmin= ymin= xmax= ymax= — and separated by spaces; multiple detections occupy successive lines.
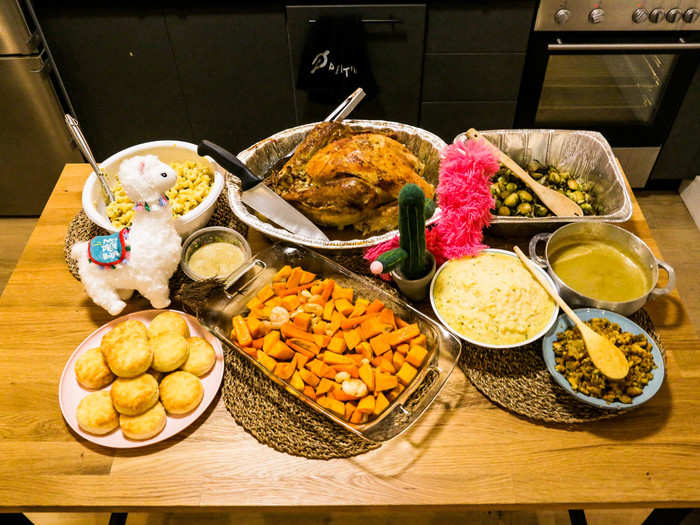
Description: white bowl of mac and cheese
xmin=82 ymin=140 xmax=225 ymax=238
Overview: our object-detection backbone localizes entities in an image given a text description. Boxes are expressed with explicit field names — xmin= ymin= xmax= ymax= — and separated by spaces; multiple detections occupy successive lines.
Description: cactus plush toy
xmin=370 ymin=184 xmax=435 ymax=280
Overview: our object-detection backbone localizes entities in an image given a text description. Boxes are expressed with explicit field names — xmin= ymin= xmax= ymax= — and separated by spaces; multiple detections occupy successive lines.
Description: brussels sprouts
xmin=517 ymin=190 xmax=533 ymax=202
xmin=516 ymin=202 xmax=533 ymax=215
xmin=504 ymin=193 xmax=520 ymax=207
xmin=497 ymin=206 xmax=511 ymax=216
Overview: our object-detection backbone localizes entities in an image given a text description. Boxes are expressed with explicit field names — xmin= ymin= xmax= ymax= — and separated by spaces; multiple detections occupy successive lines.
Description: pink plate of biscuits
xmin=59 ymin=309 xmax=224 ymax=448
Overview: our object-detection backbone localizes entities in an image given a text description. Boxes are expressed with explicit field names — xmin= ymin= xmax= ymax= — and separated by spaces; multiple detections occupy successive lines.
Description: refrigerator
xmin=0 ymin=0 xmax=81 ymax=215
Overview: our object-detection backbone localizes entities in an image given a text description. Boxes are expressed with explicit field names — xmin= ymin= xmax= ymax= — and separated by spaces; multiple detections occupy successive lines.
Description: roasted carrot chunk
xmin=397 ymin=362 xmax=418 ymax=386
xmin=272 ymin=265 xmax=292 ymax=282
xmin=410 ymin=334 xmax=427 ymax=347
xmin=256 ymin=284 xmax=275 ymax=302
xmin=232 ymin=315 xmax=252 ymax=347
xmin=267 ymin=340 xmax=294 ymax=360
xmin=303 ymin=385 xmax=317 ymax=400
xmin=299 ymin=270 xmax=316 ymax=285
xmin=281 ymin=294 xmax=301 ymax=312
xmin=262 ymin=331 xmax=280 ymax=353
xmin=286 ymin=266 xmax=303 ymax=289
xmin=373 ymin=393 xmax=390 ymax=415
xmin=299 ymin=367 xmax=320 ymax=387
xmin=323 ymin=351 xmax=354 ymax=365
xmin=365 ymin=298 xmax=385 ymax=314
xmin=387 ymin=323 xmax=420 ymax=346
xmin=350 ymin=298 xmax=369 ymax=318
xmin=335 ymin=298 xmax=354 ymax=317
xmin=392 ymin=351 xmax=405 ymax=370
xmin=359 ymin=362 xmax=374 ymax=392
xmin=406 ymin=345 xmax=428 ymax=367
xmin=327 ymin=336 xmax=347 ymax=354
xmin=273 ymin=361 xmax=295 ymax=380
xmin=396 ymin=317 xmax=409 ymax=329
xmin=246 ymin=314 xmax=262 ymax=338
xmin=316 ymin=377 xmax=335 ymax=395
xmin=343 ymin=328 xmax=362 ymax=350
xmin=378 ymin=308 xmax=396 ymax=329
xmin=375 ymin=372 xmax=398 ymax=392
xmin=369 ymin=333 xmax=391 ymax=355
xmin=320 ymin=279 xmax=335 ymax=302
xmin=252 ymin=337 xmax=265 ymax=349
xmin=322 ymin=300 xmax=335 ymax=321
xmin=357 ymin=395 xmax=375 ymax=414
xmin=293 ymin=312 xmax=311 ymax=331
xmin=256 ymin=352 xmax=276 ymax=371
xmin=290 ymin=371 xmax=305 ymax=390
xmin=332 ymin=285 xmax=353 ymax=301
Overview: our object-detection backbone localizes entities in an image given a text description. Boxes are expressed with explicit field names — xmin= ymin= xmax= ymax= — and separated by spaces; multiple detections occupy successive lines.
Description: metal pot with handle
xmin=529 ymin=222 xmax=675 ymax=316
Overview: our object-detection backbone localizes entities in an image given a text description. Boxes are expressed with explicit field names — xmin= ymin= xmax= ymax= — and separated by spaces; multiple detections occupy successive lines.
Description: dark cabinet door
xmin=37 ymin=7 xmax=192 ymax=160
xmin=165 ymin=7 xmax=296 ymax=153
xmin=286 ymin=4 xmax=426 ymax=125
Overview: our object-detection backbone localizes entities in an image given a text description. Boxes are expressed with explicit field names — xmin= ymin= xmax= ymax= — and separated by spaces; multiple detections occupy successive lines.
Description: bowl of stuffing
xmin=82 ymin=140 xmax=225 ymax=238
xmin=541 ymin=308 xmax=665 ymax=410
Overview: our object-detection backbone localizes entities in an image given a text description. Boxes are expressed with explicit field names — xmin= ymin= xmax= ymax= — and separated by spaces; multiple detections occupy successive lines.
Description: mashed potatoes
xmin=106 ymin=161 xmax=213 ymax=228
xmin=433 ymin=252 xmax=556 ymax=346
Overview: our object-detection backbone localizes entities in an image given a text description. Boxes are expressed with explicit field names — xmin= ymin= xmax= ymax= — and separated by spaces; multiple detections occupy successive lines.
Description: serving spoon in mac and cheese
xmin=65 ymin=114 xmax=115 ymax=204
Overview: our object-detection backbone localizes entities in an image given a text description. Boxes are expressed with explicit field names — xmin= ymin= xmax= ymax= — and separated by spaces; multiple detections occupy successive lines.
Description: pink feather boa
xmin=364 ymin=139 xmax=499 ymax=268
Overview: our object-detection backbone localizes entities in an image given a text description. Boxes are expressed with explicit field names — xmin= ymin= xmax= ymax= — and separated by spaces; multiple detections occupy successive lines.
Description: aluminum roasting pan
xmin=229 ymin=120 xmax=446 ymax=251
xmin=453 ymin=129 xmax=633 ymax=237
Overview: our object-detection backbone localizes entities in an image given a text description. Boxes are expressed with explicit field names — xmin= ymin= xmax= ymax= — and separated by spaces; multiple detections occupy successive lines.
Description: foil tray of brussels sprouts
xmin=454 ymin=129 xmax=633 ymax=236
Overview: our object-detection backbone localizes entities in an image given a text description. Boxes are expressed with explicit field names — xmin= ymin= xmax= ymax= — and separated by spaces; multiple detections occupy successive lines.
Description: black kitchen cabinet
xmin=286 ymin=4 xmax=426 ymax=125
xmin=420 ymin=0 xmax=536 ymax=141
xmin=36 ymin=7 xmax=192 ymax=160
xmin=164 ymin=7 xmax=295 ymax=153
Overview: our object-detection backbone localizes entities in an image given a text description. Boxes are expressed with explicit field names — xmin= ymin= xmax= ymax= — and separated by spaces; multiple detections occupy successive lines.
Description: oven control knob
xmin=554 ymin=8 xmax=571 ymax=24
xmin=632 ymin=8 xmax=649 ymax=23
xmin=666 ymin=8 xmax=682 ymax=23
xmin=589 ymin=8 xmax=605 ymax=23
xmin=683 ymin=8 xmax=700 ymax=23
xmin=649 ymin=8 xmax=666 ymax=23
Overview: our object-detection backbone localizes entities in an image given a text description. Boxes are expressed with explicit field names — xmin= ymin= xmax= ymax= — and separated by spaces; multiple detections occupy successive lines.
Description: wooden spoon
xmin=513 ymin=246 xmax=629 ymax=381
xmin=466 ymin=128 xmax=583 ymax=217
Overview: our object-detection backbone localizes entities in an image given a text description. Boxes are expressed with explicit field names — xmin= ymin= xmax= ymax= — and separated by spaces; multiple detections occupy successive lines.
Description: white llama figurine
xmin=71 ymin=155 xmax=182 ymax=316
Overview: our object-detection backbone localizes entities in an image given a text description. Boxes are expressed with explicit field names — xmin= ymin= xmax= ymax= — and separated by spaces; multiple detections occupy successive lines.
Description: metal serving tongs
xmin=65 ymin=114 xmax=115 ymax=203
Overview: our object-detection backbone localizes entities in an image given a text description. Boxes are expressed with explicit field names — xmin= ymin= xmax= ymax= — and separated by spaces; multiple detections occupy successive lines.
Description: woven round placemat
xmin=63 ymin=182 xmax=248 ymax=295
xmin=221 ymin=343 xmax=380 ymax=459
xmin=458 ymin=308 xmax=666 ymax=424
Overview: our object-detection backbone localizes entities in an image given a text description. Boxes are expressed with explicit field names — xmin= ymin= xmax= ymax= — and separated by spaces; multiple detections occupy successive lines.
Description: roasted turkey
xmin=270 ymin=122 xmax=435 ymax=234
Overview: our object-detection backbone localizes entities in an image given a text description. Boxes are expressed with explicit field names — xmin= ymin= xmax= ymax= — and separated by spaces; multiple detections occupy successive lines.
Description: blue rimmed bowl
xmin=542 ymin=308 xmax=665 ymax=410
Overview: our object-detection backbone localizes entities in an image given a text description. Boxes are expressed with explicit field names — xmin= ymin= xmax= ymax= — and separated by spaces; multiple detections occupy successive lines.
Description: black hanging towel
xmin=297 ymin=15 xmax=377 ymax=104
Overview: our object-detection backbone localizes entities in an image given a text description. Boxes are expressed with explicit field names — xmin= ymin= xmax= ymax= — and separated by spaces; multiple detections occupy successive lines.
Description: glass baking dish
xmin=194 ymin=243 xmax=462 ymax=442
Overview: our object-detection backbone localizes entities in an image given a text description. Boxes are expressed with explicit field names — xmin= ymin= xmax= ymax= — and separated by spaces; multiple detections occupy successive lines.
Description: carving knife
xmin=197 ymin=140 xmax=330 ymax=242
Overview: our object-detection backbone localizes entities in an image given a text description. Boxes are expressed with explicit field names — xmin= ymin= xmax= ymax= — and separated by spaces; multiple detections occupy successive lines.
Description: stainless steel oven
xmin=516 ymin=0 xmax=700 ymax=186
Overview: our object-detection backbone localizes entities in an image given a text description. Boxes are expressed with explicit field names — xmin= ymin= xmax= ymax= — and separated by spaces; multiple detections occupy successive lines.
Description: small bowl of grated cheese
xmin=82 ymin=140 xmax=225 ymax=238
xmin=429 ymin=249 xmax=559 ymax=349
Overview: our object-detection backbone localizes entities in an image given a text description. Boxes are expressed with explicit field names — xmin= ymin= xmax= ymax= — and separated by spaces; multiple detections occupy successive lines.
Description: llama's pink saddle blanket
xmin=88 ymin=229 xmax=130 ymax=267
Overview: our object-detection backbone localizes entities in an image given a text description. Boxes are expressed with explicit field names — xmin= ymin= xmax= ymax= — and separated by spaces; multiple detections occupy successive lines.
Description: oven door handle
xmin=548 ymin=40 xmax=700 ymax=52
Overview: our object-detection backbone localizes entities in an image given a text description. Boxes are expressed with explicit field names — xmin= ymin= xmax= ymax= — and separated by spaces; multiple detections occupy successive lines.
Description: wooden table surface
xmin=1 ymin=164 xmax=699 ymax=513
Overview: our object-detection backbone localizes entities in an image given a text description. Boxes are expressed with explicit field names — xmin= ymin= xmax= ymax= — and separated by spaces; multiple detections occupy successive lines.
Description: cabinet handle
xmin=308 ymin=18 xmax=402 ymax=25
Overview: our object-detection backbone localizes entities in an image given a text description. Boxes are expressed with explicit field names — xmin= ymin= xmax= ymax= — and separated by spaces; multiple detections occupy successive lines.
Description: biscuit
xmin=180 ymin=337 xmax=216 ymax=377
xmin=147 ymin=312 xmax=189 ymax=339
xmin=76 ymin=390 xmax=119 ymax=435
xmin=110 ymin=374 xmax=159 ymax=415
xmin=151 ymin=332 xmax=189 ymax=372
xmin=101 ymin=320 xmax=152 ymax=377
xmin=120 ymin=402 xmax=167 ymax=440
xmin=160 ymin=371 xmax=203 ymax=415
xmin=75 ymin=347 xmax=115 ymax=389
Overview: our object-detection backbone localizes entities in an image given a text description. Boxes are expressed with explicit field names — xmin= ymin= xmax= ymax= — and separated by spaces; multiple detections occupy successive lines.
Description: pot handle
xmin=650 ymin=259 xmax=676 ymax=298
xmin=528 ymin=233 xmax=551 ymax=267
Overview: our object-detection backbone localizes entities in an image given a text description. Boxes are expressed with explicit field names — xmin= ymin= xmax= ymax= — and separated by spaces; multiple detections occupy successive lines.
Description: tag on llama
xmin=88 ymin=229 xmax=130 ymax=268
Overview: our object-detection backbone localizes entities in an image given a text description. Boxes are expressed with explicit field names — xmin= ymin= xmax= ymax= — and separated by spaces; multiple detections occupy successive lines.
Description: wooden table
xmin=1 ymin=164 xmax=699 ymax=514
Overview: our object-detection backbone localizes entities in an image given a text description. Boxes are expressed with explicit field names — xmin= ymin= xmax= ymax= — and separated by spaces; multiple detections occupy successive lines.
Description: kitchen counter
xmin=0 ymin=164 xmax=699 ymax=512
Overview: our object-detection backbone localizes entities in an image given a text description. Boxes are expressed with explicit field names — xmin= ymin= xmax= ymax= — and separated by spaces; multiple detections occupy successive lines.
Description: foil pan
xmin=229 ymin=120 xmax=446 ymax=251
xmin=453 ymin=129 xmax=634 ymax=237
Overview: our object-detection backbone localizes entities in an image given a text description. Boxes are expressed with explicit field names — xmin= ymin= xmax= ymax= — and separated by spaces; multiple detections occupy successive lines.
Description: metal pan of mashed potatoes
xmin=429 ymin=249 xmax=559 ymax=349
